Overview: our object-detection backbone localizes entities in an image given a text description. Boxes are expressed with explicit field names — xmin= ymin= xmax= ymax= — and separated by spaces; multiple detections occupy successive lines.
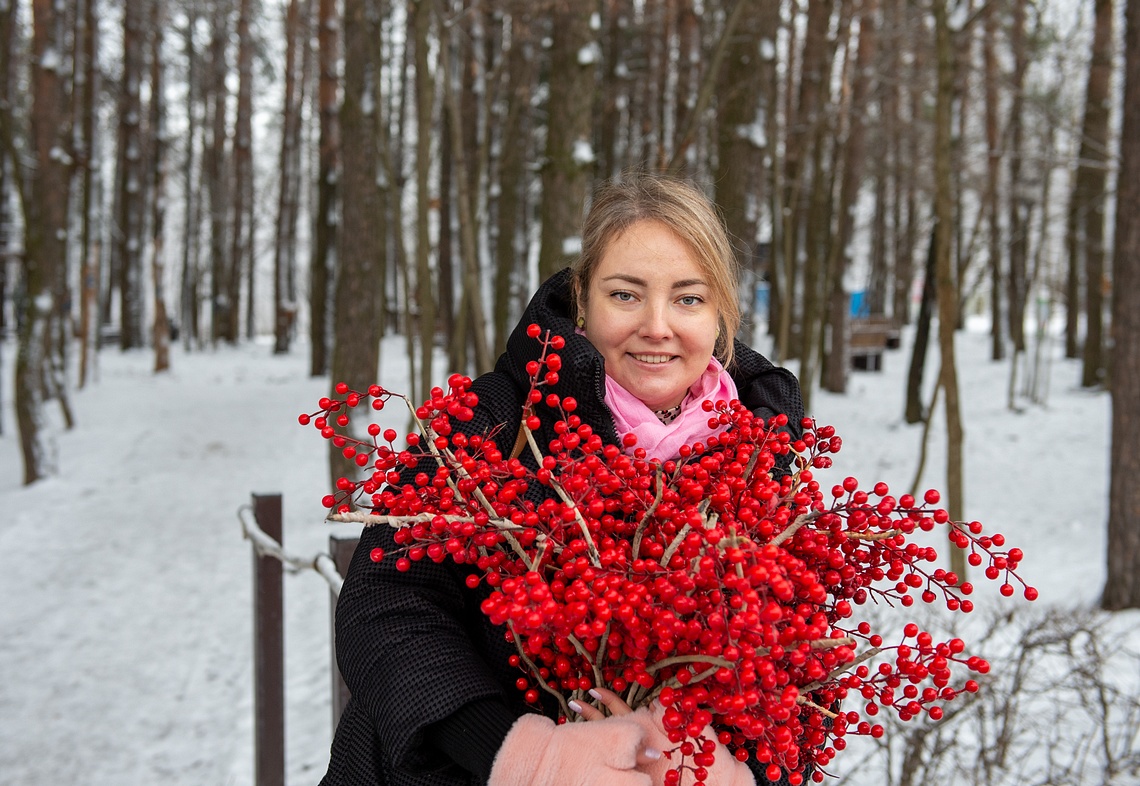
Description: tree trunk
xmin=330 ymin=0 xmax=386 ymax=489
xmin=1078 ymin=0 xmax=1114 ymax=387
xmin=206 ymin=0 xmax=231 ymax=344
xmin=413 ymin=0 xmax=437 ymax=402
xmin=933 ymin=0 xmax=966 ymax=578
xmin=1104 ymin=0 xmax=1140 ymax=610
xmin=823 ymin=0 xmax=878 ymax=394
xmin=77 ymin=0 xmax=101 ymax=386
xmin=781 ymin=0 xmax=833 ymax=377
xmin=228 ymin=0 xmax=254 ymax=343
xmin=984 ymin=0 xmax=1004 ymax=361
xmin=493 ymin=2 xmax=533 ymax=357
xmin=715 ymin=0 xmax=777 ymax=346
xmin=1005 ymin=0 xmax=1029 ymax=356
xmin=537 ymin=0 xmax=595 ymax=280
xmin=116 ymin=0 xmax=147 ymax=350
xmin=150 ymin=0 xmax=170 ymax=372
xmin=310 ymin=0 xmax=338 ymax=376
xmin=440 ymin=6 xmax=492 ymax=377
xmin=16 ymin=0 xmax=70 ymax=483
xmin=274 ymin=0 xmax=305 ymax=355
xmin=179 ymin=11 xmax=202 ymax=351
xmin=905 ymin=231 xmax=937 ymax=424
xmin=894 ymin=5 xmax=922 ymax=328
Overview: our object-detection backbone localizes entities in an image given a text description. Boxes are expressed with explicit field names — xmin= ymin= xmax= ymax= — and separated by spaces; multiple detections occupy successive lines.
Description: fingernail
xmin=568 ymin=700 xmax=583 ymax=714
xmin=645 ymin=748 xmax=662 ymax=761
xmin=588 ymin=688 xmax=602 ymax=700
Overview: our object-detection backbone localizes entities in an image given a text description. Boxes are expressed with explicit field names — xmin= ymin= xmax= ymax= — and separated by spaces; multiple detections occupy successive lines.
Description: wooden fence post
xmin=252 ymin=493 xmax=285 ymax=786
xmin=329 ymin=533 xmax=359 ymax=731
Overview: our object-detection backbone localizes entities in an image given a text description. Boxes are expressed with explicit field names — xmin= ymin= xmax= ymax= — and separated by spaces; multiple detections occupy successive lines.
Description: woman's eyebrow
xmin=599 ymin=274 xmax=708 ymax=288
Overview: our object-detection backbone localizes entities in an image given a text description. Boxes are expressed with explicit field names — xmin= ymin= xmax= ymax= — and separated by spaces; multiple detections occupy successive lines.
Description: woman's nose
xmin=639 ymin=301 xmax=673 ymax=339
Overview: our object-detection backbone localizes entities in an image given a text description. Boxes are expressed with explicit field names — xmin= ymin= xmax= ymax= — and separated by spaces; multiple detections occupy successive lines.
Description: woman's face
xmin=581 ymin=219 xmax=720 ymax=411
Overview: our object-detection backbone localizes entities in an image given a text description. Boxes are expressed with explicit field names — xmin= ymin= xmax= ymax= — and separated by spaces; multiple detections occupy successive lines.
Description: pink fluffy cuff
xmin=488 ymin=713 xmax=654 ymax=786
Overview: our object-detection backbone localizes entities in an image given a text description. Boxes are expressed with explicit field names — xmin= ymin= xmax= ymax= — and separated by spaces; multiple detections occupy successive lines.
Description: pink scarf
xmin=604 ymin=357 xmax=739 ymax=460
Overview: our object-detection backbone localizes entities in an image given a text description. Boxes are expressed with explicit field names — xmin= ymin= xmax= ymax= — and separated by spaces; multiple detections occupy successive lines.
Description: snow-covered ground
xmin=0 ymin=322 xmax=1129 ymax=784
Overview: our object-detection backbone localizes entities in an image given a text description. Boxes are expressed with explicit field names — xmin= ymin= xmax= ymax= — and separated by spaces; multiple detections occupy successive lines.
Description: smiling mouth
xmin=630 ymin=353 xmax=676 ymax=364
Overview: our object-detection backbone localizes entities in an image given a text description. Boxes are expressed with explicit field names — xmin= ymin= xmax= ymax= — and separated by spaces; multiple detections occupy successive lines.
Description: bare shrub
xmin=831 ymin=605 xmax=1140 ymax=785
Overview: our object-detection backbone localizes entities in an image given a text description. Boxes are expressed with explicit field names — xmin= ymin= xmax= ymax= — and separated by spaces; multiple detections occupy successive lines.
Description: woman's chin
xmin=629 ymin=387 xmax=684 ymax=411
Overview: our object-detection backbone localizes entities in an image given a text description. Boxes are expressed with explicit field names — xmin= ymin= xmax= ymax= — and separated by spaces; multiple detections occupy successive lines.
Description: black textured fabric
xmin=320 ymin=268 xmax=804 ymax=786
xmin=429 ymin=699 xmax=520 ymax=782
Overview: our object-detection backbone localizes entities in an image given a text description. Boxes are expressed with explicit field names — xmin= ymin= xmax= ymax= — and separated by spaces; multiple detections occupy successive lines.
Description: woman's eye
xmin=678 ymin=295 xmax=703 ymax=306
xmin=612 ymin=291 xmax=635 ymax=302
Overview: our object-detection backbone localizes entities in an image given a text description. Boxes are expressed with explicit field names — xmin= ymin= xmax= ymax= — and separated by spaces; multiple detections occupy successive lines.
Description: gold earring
xmin=576 ymin=316 xmax=586 ymax=329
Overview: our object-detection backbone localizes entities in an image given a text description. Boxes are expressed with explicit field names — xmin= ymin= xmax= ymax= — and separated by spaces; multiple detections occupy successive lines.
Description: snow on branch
xmin=238 ymin=505 xmax=345 ymax=596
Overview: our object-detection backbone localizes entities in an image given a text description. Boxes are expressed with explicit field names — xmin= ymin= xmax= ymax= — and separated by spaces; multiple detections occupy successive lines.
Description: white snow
xmin=572 ymin=139 xmax=596 ymax=166
xmin=0 ymin=319 xmax=1131 ymax=784
xmin=577 ymin=42 xmax=601 ymax=66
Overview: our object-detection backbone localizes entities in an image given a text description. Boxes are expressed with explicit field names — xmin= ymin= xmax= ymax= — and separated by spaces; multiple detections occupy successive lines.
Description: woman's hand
xmin=487 ymin=712 xmax=656 ymax=786
xmin=570 ymin=688 xmax=664 ymax=769
xmin=571 ymin=688 xmax=755 ymax=786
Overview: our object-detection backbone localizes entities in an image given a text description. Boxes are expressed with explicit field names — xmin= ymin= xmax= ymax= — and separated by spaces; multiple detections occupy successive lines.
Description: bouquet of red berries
xmin=301 ymin=326 xmax=1035 ymax=785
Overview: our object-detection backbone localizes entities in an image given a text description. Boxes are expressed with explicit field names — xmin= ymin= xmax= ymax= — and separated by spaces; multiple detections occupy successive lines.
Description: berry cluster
xmin=300 ymin=326 xmax=1035 ymax=785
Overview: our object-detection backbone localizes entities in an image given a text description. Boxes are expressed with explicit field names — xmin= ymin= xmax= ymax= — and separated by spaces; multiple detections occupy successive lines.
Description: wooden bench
xmin=847 ymin=317 xmax=900 ymax=371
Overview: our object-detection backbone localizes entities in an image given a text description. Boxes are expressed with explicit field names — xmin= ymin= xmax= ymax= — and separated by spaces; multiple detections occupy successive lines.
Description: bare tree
xmin=205 ymin=0 xmax=231 ymax=344
xmin=492 ymin=1 xmax=535 ymax=356
xmin=229 ymin=0 xmax=254 ymax=343
xmin=1104 ymin=0 xmax=1140 ymax=611
xmin=1005 ymin=0 xmax=1030 ymax=377
xmin=310 ymin=0 xmax=338 ymax=375
xmin=115 ymin=0 xmax=147 ymax=350
xmin=537 ymin=0 xmax=596 ymax=280
xmin=1069 ymin=0 xmax=1114 ymax=388
xmin=330 ymin=0 xmax=386 ymax=487
xmin=149 ymin=0 xmax=170 ymax=372
xmin=274 ymin=0 xmax=308 ymax=355
xmin=76 ymin=0 xmax=101 ymax=385
xmin=412 ymin=0 xmax=437 ymax=402
xmin=439 ymin=1 xmax=491 ymax=375
xmin=178 ymin=8 xmax=203 ymax=351
xmin=933 ymin=0 xmax=966 ymax=578
xmin=12 ymin=0 xmax=71 ymax=483
xmin=714 ymin=0 xmax=778 ymax=346
xmin=984 ymin=0 xmax=1004 ymax=362
xmin=822 ymin=0 xmax=878 ymax=394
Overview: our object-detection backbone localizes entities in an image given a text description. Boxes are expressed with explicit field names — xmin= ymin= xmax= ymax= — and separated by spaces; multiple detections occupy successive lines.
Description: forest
xmin=0 ymin=0 xmax=1137 ymax=607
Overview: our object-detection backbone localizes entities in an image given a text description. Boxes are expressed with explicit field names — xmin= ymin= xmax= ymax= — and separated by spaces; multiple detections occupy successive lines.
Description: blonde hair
xmin=571 ymin=173 xmax=741 ymax=367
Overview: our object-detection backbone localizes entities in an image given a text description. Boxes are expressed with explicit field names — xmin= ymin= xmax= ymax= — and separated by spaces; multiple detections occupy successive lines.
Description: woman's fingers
xmin=635 ymin=742 xmax=664 ymax=768
xmin=568 ymin=687 xmax=634 ymax=721
xmin=566 ymin=700 xmax=666 ymax=769
xmin=567 ymin=698 xmax=606 ymax=721
xmin=589 ymin=686 xmax=634 ymax=716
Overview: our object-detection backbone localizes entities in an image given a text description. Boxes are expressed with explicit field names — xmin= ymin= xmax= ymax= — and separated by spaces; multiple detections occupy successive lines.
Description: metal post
xmin=329 ymin=533 xmax=359 ymax=731
xmin=252 ymin=493 xmax=285 ymax=786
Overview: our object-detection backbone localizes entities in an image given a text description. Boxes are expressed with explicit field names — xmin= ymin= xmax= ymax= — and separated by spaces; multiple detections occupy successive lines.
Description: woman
xmin=321 ymin=174 xmax=803 ymax=786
